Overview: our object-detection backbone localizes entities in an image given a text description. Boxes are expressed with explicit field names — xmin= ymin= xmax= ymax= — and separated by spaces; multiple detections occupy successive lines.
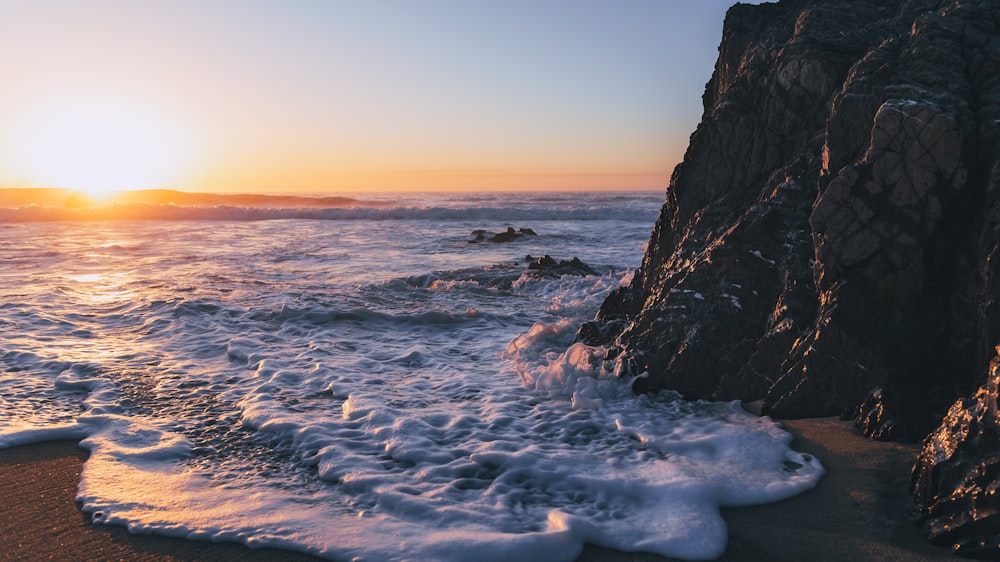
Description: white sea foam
xmin=0 ymin=191 xmax=821 ymax=561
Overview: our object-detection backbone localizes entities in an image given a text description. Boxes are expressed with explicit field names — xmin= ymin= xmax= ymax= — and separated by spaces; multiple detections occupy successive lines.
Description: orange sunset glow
xmin=0 ymin=1 xmax=740 ymax=195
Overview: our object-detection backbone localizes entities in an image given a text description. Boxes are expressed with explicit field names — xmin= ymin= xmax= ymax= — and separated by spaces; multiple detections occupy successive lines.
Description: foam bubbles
xmin=0 ymin=192 xmax=821 ymax=561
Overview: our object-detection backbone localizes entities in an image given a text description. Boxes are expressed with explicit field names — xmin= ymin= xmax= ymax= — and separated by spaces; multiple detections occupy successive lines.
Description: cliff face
xmin=583 ymin=0 xmax=1000 ymax=552
xmin=584 ymin=0 xmax=1000 ymax=435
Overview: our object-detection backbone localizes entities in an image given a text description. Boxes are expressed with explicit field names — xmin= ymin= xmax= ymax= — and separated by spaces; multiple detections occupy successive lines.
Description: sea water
xmin=0 ymin=191 xmax=822 ymax=561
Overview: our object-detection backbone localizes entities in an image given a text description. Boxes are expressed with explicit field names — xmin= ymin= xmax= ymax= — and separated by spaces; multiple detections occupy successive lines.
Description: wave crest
xmin=0 ymin=189 xmax=661 ymax=223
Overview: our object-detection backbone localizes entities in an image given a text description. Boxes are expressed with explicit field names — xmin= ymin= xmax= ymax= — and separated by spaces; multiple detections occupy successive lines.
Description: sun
xmin=9 ymin=95 xmax=190 ymax=197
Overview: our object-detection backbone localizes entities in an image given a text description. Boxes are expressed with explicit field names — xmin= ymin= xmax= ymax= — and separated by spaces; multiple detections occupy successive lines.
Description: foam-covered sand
xmin=0 ymin=418 xmax=959 ymax=562
xmin=0 ymin=440 xmax=321 ymax=562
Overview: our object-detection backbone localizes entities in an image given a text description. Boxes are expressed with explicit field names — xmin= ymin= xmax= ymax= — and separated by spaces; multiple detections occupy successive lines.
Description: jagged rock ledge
xmin=579 ymin=0 xmax=1000 ymax=555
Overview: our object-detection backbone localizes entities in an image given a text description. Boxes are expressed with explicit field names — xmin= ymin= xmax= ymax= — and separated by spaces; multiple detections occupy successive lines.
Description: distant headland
xmin=0 ymin=188 xmax=375 ymax=210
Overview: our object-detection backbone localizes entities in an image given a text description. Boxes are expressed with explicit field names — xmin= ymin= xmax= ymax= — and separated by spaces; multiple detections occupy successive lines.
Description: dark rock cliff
xmin=581 ymin=0 xmax=999 ymax=554
xmin=584 ymin=0 xmax=999 ymax=430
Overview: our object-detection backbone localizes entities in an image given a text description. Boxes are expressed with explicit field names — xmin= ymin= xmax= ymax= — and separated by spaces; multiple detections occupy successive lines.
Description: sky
xmin=0 ymin=1 xmax=744 ymax=194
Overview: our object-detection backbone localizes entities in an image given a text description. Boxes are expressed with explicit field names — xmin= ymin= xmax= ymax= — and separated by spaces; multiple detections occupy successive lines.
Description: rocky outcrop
xmin=912 ymin=347 xmax=1000 ymax=557
xmin=579 ymin=0 xmax=1000 ymax=554
xmin=582 ymin=0 xmax=1000 ymax=436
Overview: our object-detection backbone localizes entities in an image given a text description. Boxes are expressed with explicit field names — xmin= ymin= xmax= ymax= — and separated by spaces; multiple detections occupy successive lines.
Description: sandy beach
xmin=0 ymin=418 xmax=959 ymax=562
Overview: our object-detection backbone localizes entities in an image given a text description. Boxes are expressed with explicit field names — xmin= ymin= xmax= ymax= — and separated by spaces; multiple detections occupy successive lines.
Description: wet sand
xmin=0 ymin=440 xmax=321 ymax=562
xmin=579 ymin=417 xmax=959 ymax=562
xmin=0 ymin=418 xmax=960 ymax=562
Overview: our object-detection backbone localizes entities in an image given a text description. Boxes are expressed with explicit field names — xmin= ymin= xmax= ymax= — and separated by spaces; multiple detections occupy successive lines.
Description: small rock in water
xmin=525 ymin=255 xmax=599 ymax=279
xmin=467 ymin=227 xmax=538 ymax=243
xmin=490 ymin=227 xmax=520 ymax=243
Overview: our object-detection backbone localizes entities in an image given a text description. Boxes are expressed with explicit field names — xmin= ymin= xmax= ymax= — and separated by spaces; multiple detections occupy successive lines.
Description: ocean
xmin=0 ymin=190 xmax=822 ymax=561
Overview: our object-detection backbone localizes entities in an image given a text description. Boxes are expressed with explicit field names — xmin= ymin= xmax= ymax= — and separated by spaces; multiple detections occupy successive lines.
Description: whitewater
xmin=0 ymin=191 xmax=822 ymax=561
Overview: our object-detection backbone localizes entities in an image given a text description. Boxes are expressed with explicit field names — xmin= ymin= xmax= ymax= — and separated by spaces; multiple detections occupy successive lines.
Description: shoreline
xmin=0 ymin=440 xmax=321 ymax=562
xmin=0 ymin=419 xmax=959 ymax=562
